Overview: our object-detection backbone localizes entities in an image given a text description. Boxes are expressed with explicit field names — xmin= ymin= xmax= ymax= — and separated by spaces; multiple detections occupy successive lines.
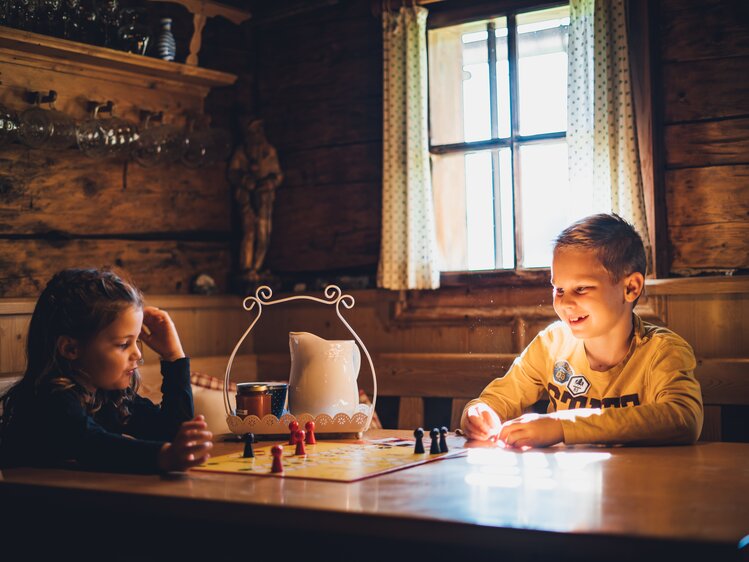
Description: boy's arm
xmin=462 ymin=335 xmax=548 ymax=429
xmin=560 ymin=342 xmax=703 ymax=445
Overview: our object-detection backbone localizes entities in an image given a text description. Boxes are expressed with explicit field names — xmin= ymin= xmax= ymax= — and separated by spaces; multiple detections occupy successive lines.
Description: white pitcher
xmin=288 ymin=331 xmax=361 ymax=417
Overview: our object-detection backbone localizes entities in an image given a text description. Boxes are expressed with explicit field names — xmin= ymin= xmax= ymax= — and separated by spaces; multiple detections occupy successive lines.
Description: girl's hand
xmin=158 ymin=416 xmax=213 ymax=472
xmin=498 ymin=414 xmax=563 ymax=448
xmin=139 ymin=306 xmax=185 ymax=362
xmin=461 ymin=402 xmax=502 ymax=441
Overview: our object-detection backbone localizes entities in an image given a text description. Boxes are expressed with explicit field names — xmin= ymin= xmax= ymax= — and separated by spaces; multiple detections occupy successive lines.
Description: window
xmin=428 ymin=4 xmax=571 ymax=272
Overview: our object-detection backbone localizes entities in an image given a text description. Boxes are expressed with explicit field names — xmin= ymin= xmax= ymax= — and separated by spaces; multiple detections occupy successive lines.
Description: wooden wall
xmin=659 ymin=0 xmax=749 ymax=274
xmin=0 ymin=28 xmax=237 ymax=297
xmin=248 ymin=0 xmax=382 ymax=276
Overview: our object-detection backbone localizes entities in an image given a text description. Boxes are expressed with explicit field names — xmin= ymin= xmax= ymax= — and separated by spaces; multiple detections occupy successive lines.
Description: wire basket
xmin=223 ymin=285 xmax=377 ymax=438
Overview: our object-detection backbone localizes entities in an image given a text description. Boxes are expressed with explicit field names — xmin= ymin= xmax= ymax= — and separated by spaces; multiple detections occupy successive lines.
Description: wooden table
xmin=1 ymin=431 xmax=748 ymax=561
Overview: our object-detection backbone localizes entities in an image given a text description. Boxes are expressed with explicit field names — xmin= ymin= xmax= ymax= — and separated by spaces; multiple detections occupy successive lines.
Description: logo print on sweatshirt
xmin=567 ymin=375 xmax=591 ymax=397
xmin=553 ymin=360 xmax=574 ymax=384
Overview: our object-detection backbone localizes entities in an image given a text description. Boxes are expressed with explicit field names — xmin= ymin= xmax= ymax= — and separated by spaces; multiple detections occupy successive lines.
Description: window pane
xmin=497 ymin=147 xmax=514 ymax=269
xmin=465 ymin=151 xmax=495 ymax=270
xmin=494 ymin=21 xmax=511 ymax=138
xmin=516 ymin=6 xmax=570 ymax=136
xmin=463 ymin=31 xmax=491 ymax=142
xmin=432 ymin=152 xmax=468 ymax=271
xmin=429 ymin=19 xmax=508 ymax=145
xmin=432 ymin=150 xmax=514 ymax=272
xmin=518 ymin=142 xmax=570 ymax=268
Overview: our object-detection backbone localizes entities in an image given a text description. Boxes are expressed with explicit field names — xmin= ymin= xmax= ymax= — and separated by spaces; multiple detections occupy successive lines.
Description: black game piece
xmin=413 ymin=427 xmax=425 ymax=454
xmin=243 ymin=433 xmax=255 ymax=458
xmin=439 ymin=426 xmax=449 ymax=453
xmin=429 ymin=428 xmax=440 ymax=454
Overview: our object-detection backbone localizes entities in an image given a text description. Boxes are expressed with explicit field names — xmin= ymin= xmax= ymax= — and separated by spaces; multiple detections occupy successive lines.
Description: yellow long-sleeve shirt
xmin=466 ymin=314 xmax=703 ymax=445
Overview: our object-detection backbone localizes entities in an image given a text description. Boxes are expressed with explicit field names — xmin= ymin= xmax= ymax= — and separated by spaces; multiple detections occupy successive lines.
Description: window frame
xmin=427 ymin=0 xmax=570 ymax=277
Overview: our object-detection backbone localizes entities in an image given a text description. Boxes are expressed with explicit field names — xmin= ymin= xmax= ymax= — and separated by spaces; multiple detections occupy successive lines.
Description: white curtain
xmin=568 ymin=0 xmax=651 ymax=265
xmin=378 ymin=4 xmax=440 ymax=290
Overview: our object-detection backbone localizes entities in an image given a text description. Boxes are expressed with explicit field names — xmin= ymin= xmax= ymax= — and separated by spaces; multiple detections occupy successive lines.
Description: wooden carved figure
xmin=228 ymin=118 xmax=283 ymax=282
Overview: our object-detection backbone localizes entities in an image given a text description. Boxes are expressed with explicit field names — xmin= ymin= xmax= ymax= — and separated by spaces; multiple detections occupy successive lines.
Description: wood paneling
xmin=281 ymin=142 xmax=381 ymax=189
xmin=0 ymin=239 xmax=231 ymax=297
xmin=669 ymin=223 xmax=749 ymax=271
xmin=700 ymin=405 xmax=722 ymax=442
xmin=663 ymin=118 xmax=749 ymax=169
xmin=696 ymin=358 xmax=749 ymax=406
xmin=263 ymin=95 xmax=382 ymax=152
xmin=665 ymin=166 xmax=749 ymax=226
xmin=0 ymin=148 xmax=230 ymax=236
xmin=251 ymin=0 xmax=382 ymax=275
xmin=662 ymin=58 xmax=749 ymax=123
xmin=397 ymin=396 xmax=424 ymax=429
xmin=663 ymin=293 xmax=749 ymax=358
xmin=658 ymin=1 xmax=749 ymax=276
xmin=0 ymin=296 xmax=248 ymax=380
xmin=267 ymin=182 xmax=380 ymax=272
xmin=659 ymin=0 xmax=749 ymax=62
xmin=0 ymin=314 xmax=30 ymax=376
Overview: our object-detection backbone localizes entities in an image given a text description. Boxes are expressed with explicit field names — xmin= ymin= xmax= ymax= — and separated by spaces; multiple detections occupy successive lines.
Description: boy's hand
xmin=140 ymin=306 xmax=185 ymax=362
xmin=158 ymin=416 xmax=213 ymax=472
xmin=498 ymin=414 xmax=563 ymax=448
xmin=462 ymin=402 xmax=502 ymax=441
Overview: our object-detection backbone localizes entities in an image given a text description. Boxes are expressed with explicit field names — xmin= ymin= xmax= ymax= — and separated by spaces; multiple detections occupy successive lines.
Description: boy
xmin=461 ymin=213 xmax=703 ymax=447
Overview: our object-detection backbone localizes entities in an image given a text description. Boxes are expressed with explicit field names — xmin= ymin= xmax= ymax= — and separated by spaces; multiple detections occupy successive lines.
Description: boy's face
xmin=551 ymin=247 xmax=641 ymax=341
xmin=75 ymin=305 xmax=144 ymax=391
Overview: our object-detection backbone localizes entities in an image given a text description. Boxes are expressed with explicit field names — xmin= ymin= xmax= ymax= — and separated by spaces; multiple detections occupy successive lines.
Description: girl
xmin=0 ymin=268 xmax=213 ymax=473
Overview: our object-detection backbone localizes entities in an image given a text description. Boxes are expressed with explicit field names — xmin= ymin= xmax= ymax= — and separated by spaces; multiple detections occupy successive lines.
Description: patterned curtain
xmin=378 ymin=4 xmax=440 ymax=290
xmin=567 ymin=0 xmax=652 ymax=267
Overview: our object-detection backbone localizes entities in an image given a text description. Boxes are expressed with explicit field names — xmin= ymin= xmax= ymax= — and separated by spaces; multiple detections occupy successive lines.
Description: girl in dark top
xmin=0 ymin=268 xmax=213 ymax=473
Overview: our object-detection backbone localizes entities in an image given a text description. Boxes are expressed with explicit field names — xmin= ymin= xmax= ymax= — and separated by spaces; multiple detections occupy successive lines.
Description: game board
xmin=191 ymin=438 xmax=465 ymax=482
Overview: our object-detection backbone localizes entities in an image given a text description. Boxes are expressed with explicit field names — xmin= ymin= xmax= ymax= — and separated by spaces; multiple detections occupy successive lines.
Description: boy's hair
xmin=553 ymin=213 xmax=647 ymax=281
xmin=0 ymin=268 xmax=144 ymax=442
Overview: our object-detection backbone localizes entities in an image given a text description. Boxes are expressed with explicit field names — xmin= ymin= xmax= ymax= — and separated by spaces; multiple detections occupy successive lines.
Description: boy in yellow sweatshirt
xmin=461 ymin=213 xmax=703 ymax=447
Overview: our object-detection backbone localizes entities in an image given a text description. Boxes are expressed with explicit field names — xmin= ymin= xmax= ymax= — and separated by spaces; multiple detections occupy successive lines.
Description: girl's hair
xmin=0 ymin=268 xmax=144 ymax=438
xmin=553 ymin=213 xmax=647 ymax=282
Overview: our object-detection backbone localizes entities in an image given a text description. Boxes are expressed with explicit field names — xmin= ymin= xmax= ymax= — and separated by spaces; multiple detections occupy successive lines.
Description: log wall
xmin=659 ymin=0 xmax=749 ymax=274
xmin=246 ymin=0 xmax=382 ymax=275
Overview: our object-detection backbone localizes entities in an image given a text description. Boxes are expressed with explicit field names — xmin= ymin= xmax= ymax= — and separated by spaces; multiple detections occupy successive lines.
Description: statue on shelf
xmin=228 ymin=117 xmax=283 ymax=286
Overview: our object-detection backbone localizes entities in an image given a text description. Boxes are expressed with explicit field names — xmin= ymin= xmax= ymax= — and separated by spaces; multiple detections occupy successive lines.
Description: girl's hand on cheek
xmin=140 ymin=306 xmax=185 ymax=362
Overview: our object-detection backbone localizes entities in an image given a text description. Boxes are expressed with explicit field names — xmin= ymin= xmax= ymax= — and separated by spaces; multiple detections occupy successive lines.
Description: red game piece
xmin=288 ymin=420 xmax=299 ymax=444
xmin=295 ymin=430 xmax=307 ymax=455
xmin=270 ymin=444 xmax=284 ymax=473
xmin=305 ymin=421 xmax=316 ymax=444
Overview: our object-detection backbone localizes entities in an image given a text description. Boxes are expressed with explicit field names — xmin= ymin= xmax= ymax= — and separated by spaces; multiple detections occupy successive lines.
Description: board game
xmin=192 ymin=438 xmax=465 ymax=482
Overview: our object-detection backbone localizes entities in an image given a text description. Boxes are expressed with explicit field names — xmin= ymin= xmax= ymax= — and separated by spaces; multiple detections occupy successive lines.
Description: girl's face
xmin=76 ymin=305 xmax=144 ymax=391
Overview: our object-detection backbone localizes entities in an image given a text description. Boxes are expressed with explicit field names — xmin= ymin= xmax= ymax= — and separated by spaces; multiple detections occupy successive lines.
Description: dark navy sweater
xmin=0 ymin=358 xmax=193 ymax=473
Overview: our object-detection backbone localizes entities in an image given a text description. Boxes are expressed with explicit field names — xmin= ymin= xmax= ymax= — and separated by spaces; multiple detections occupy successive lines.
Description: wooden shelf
xmin=0 ymin=25 xmax=237 ymax=91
